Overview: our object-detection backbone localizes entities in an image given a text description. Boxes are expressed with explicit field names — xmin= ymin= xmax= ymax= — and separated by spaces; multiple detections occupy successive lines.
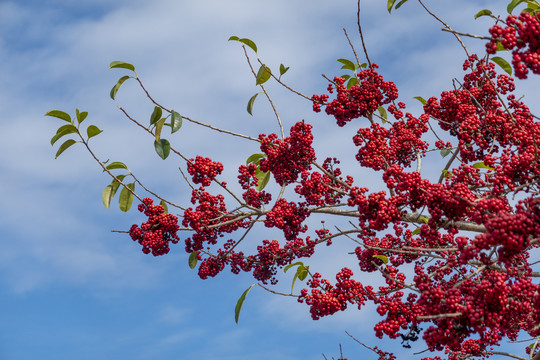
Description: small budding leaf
xmin=373 ymin=254 xmax=389 ymax=264
xmin=118 ymin=182 xmax=135 ymax=212
xmin=188 ymin=250 xmax=199 ymax=269
xmin=159 ymin=200 xmax=168 ymax=214
xmin=279 ymin=64 xmax=289 ymax=76
xmin=154 ymin=139 xmax=171 ymax=160
xmin=109 ymin=61 xmax=135 ymax=72
xmin=171 ymin=110 xmax=183 ymax=134
xmin=340 ymin=74 xmax=351 ymax=81
xmin=235 ymin=284 xmax=255 ymax=324
xmin=76 ymin=109 xmax=88 ymax=124
xmin=247 ymin=93 xmax=259 ymax=115
xmin=45 ymin=110 xmax=72 ymax=123
xmin=87 ymin=125 xmax=103 ymax=139
xmin=246 ymin=153 xmax=266 ymax=165
xmin=228 ymin=36 xmax=257 ymax=53
xmin=256 ymin=65 xmax=271 ymax=85
xmin=474 ymin=9 xmax=493 ymax=19
xmin=55 ymin=139 xmax=77 ymax=159
xmin=440 ymin=148 xmax=451 ymax=158
xmin=105 ymin=161 xmax=129 ymax=171
xmin=491 ymin=56 xmax=512 ymax=75
xmin=388 ymin=0 xmax=409 ymax=12
xmin=110 ymin=75 xmax=131 ymax=100
xmin=255 ymin=168 xmax=270 ymax=191
xmin=413 ymin=96 xmax=427 ymax=105
xmin=420 ymin=216 xmax=429 ymax=224
xmin=150 ymin=106 xmax=163 ymax=126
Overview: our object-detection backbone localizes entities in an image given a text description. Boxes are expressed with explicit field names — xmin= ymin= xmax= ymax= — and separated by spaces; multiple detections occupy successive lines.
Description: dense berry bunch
xmin=486 ymin=11 xmax=540 ymax=78
xmin=259 ymin=121 xmax=316 ymax=185
xmin=187 ymin=156 xmax=224 ymax=186
xmin=312 ymin=64 xmax=398 ymax=126
xmin=129 ymin=198 xmax=180 ymax=256
xmin=264 ymin=198 xmax=309 ymax=240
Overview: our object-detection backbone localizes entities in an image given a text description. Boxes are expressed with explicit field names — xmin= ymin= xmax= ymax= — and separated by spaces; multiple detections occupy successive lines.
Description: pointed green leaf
xmin=507 ymin=0 xmax=527 ymax=13
xmin=118 ymin=183 xmax=135 ymax=212
xmin=159 ymin=200 xmax=169 ymax=214
xmin=340 ymin=74 xmax=351 ymax=81
xmin=337 ymin=58 xmax=356 ymax=71
xmin=87 ymin=125 xmax=103 ymax=139
xmin=102 ymin=185 xmax=114 ymax=209
xmin=246 ymin=153 xmax=266 ymax=165
xmin=247 ymin=93 xmax=259 ymax=115
xmin=440 ymin=148 xmax=451 ymax=158
xmin=297 ymin=265 xmax=308 ymax=281
xmin=50 ymin=124 xmax=77 ymax=146
xmin=472 ymin=161 xmax=495 ymax=170
xmin=491 ymin=56 xmax=512 ymax=75
xmin=394 ymin=0 xmax=409 ymax=10
xmin=256 ymin=65 xmax=271 ymax=85
xmin=45 ymin=110 xmax=71 ymax=122
xmin=496 ymin=42 xmax=508 ymax=51
xmin=255 ymin=168 xmax=270 ymax=191
xmin=171 ymin=110 xmax=182 ymax=133
xmin=413 ymin=96 xmax=427 ymax=105
xmin=346 ymin=77 xmax=359 ymax=89
xmin=412 ymin=227 xmax=421 ymax=235
xmin=154 ymin=139 xmax=171 ymax=160
xmin=154 ymin=118 xmax=167 ymax=142
xmin=109 ymin=61 xmax=135 ymax=72
xmin=235 ymin=284 xmax=255 ymax=324
xmin=105 ymin=161 xmax=129 ymax=171
xmin=76 ymin=109 xmax=88 ymax=124
xmin=387 ymin=0 xmax=398 ymax=12
xmin=377 ymin=106 xmax=388 ymax=124
xmin=474 ymin=9 xmax=492 ymax=19
xmin=150 ymin=106 xmax=163 ymax=126
xmin=283 ymin=262 xmax=303 ymax=273
xmin=228 ymin=36 xmax=257 ymax=53
xmin=110 ymin=75 xmax=131 ymax=100
xmin=420 ymin=216 xmax=429 ymax=224
xmin=55 ymin=139 xmax=77 ymax=159
xmin=188 ymin=250 xmax=199 ymax=269
xmin=373 ymin=254 xmax=389 ymax=264
xmin=279 ymin=64 xmax=289 ymax=76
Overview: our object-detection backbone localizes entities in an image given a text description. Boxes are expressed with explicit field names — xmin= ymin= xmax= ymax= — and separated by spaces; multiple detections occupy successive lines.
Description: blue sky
xmin=0 ymin=0 xmax=538 ymax=359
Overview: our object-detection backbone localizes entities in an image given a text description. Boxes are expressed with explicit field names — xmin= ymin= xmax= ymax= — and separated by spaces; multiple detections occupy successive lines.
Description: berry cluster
xmin=129 ymin=198 xmax=180 ymax=256
xmin=187 ymin=156 xmax=224 ymax=186
xmin=486 ymin=11 xmax=540 ymax=78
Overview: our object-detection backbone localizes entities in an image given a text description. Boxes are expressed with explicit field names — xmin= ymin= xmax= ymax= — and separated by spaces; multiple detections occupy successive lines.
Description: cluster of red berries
xmin=238 ymin=163 xmax=272 ymax=208
xmin=312 ymin=64 xmax=398 ymax=126
xmin=487 ymin=12 xmax=540 ymax=78
xmin=129 ymin=198 xmax=179 ymax=256
xmin=259 ymin=121 xmax=316 ymax=186
xmin=264 ymin=198 xmax=309 ymax=240
xmin=187 ymin=156 xmax=224 ymax=186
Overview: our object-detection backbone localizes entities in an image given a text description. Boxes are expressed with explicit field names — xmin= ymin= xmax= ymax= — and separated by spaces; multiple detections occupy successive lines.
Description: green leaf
xmin=159 ymin=200 xmax=169 ymax=214
xmin=246 ymin=153 xmax=266 ymax=165
xmin=337 ymin=58 xmax=356 ymax=72
xmin=105 ymin=161 xmax=129 ymax=171
xmin=527 ymin=1 xmax=540 ymax=11
xmin=491 ymin=56 xmax=512 ymax=75
xmin=420 ymin=216 xmax=429 ymax=224
xmin=118 ymin=182 xmax=135 ymax=212
xmin=340 ymin=74 xmax=351 ymax=81
xmin=87 ymin=125 xmax=103 ymax=139
xmin=394 ymin=0 xmax=409 ymax=10
xmin=228 ymin=36 xmax=258 ymax=53
xmin=109 ymin=61 xmax=135 ymax=72
xmin=413 ymin=96 xmax=427 ymax=105
xmin=235 ymin=284 xmax=255 ymax=324
xmin=279 ymin=64 xmax=289 ymax=76
xmin=283 ymin=262 xmax=303 ymax=273
xmin=256 ymin=65 xmax=271 ymax=85
xmin=297 ymin=266 xmax=308 ymax=281
xmin=346 ymin=77 xmax=359 ymax=89
xmin=496 ymin=42 xmax=508 ymax=51
xmin=412 ymin=227 xmax=421 ymax=235
xmin=154 ymin=139 xmax=171 ymax=160
xmin=507 ymin=0 xmax=527 ymax=13
xmin=102 ymin=175 xmax=126 ymax=209
xmin=188 ymin=250 xmax=199 ymax=269
xmin=171 ymin=110 xmax=182 ymax=133
xmin=373 ymin=254 xmax=389 ymax=264
xmin=76 ymin=109 xmax=88 ymax=124
xmin=474 ymin=9 xmax=493 ymax=19
xmin=154 ymin=118 xmax=167 ymax=142
xmin=255 ymin=168 xmax=270 ymax=191
xmin=110 ymin=75 xmax=131 ymax=100
xmin=50 ymin=124 xmax=77 ymax=146
xmin=377 ymin=106 xmax=388 ymax=124
xmin=440 ymin=148 xmax=451 ymax=158
xmin=441 ymin=169 xmax=453 ymax=179
xmin=150 ymin=106 xmax=163 ymax=126
xmin=55 ymin=139 xmax=77 ymax=159
xmin=472 ymin=161 xmax=495 ymax=170
xmin=247 ymin=93 xmax=259 ymax=115
xmin=45 ymin=110 xmax=71 ymax=123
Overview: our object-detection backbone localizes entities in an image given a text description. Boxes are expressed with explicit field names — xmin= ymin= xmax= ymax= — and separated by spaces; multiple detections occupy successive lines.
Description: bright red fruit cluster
xmin=187 ymin=155 xmax=224 ymax=186
xmin=486 ymin=11 xmax=540 ymax=78
xmin=129 ymin=198 xmax=180 ymax=255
